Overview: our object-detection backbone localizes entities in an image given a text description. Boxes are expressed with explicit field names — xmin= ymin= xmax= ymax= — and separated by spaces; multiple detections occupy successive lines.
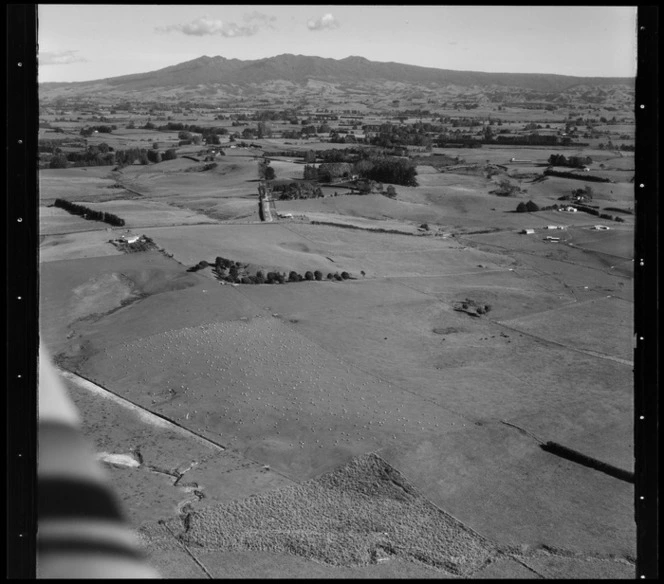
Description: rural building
xmin=521 ymin=228 xmax=535 ymax=234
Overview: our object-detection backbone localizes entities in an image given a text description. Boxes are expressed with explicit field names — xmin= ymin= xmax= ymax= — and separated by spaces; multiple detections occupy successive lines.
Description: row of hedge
xmin=53 ymin=199 xmax=125 ymax=226
xmin=564 ymin=204 xmax=625 ymax=222
xmin=543 ymin=169 xmax=611 ymax=182
xmin=310 ymin=220 xmax=420 ymax=236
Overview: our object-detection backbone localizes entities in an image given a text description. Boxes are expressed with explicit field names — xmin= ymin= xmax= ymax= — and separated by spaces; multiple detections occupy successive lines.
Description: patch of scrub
xmin=171 ymin=453 xmax=494 ymax=575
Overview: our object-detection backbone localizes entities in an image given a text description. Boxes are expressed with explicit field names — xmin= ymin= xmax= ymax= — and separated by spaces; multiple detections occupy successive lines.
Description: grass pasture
xmin=499 ymin=295 xmax=633 ymax=362
xmin=38 ymin=112 xmax=636 ymax=578
xmin=68 ymin=199 xmax=220 ymax=228
xmin=40 ymin=230 xmax=124 ymax=263
xmin=39 ymin=205 xmax=112 ymax=235
xmin=76 ymin=313 xmax=468 ymax=481
xmin=39 ymin=167 xmax=125 ymax=203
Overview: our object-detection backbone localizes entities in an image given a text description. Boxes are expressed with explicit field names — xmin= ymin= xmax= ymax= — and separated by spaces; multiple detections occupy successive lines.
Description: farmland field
xmin=38 ymin=93 xmax=636 ymax=579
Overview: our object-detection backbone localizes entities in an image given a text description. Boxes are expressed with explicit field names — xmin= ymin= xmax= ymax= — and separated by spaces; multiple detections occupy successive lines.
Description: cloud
xmin=39 ymin=50 xmax=86 ymax=66
xmin=307 ymin=13 xmax=340 ymax=31
xmin=156 ymin=16 xmax=260 ymax=37
xmin=243 ymin=10 xmax=277 ymax=28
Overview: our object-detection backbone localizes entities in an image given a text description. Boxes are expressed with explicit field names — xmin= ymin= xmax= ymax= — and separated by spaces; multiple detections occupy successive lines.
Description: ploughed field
xmin=38 ymin=142 xmax=635 ymax=578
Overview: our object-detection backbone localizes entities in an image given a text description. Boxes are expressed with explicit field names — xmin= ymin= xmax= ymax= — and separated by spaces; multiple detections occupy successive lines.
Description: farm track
xmin=491 ymin=321 xmax=633 ymax=367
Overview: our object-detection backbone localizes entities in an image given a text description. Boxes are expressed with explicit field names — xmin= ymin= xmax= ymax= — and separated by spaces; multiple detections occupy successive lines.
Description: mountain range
xmin=39 ymin=54 xmax=635 ymax=104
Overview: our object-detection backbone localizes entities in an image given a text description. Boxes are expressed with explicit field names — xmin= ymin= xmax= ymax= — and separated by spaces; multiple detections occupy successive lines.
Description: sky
xmin=37 ymin=5 xmax=638 ymax=82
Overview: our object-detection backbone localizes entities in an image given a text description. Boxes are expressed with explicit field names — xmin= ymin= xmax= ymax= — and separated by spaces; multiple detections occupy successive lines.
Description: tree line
xmin=548 ymin=154 xmax=593 ymax=168
xmin=49 ymin=145 xmax=178 ymax=168
xmin=53 ymin=199 xmax=125 ymax=226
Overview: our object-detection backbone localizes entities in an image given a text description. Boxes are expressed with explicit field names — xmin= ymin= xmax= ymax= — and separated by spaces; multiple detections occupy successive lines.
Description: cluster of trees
xmin=272 ymin=180 xmax=323 ymax=200
xmin=598 ymin=142 xmax=634 ymax=152
xmin=354 ymin=156 xmax=418 ymax=187
xmin=516 ymin=200 xmax=540 ymax=213
xmin=39 ymin=139 xmax=73 ymax=154
xmin=66 ymin=143 xmax=116 ymax=167
xmin=329 ymin=132 xmax=359 ymax=144
xmin=115 ymin=147 xmax=176 ymax=168
xmin=317 ymin=148 xmax=363 ymax=163
xmin=49 ymin=143 xmax=117 ymax=168
xmin=80 ymin=125 xmax=115 ymax=136
xmin=207 ymin=256 xmax=351 ymax=284
xmin=493 ymin=134 xmax=571 ymax=146
xmin=281 ymin=130 xmax=304 ymax=140
xmin=47 ymin=142 xmax=180 ymax=169
xmin=314 ymin=162 xmax=354 ymax=182
xmin=258 ymin=159 xmax=275 ymax=181
xmin=152 ymin=121 xmax=228 ymax=144
xmin=53 ymin=198 xmax=125 ymax=226
xmin=560 ymin=186 xmax=594 ymax=202
xmin=268 ymin=149 xmax=303 ymax=158
xmin=455 ymin=298 xmax=492 ymax=316
xmin=367 ymin=123 xmax=434 ymax=148
xmin=492 ymin=179 xmax=523 ymax=197
xmin=302 ymin=153 xmax=415 ymax=188
xmin=548 ymin=154 xmax=593 ymax=168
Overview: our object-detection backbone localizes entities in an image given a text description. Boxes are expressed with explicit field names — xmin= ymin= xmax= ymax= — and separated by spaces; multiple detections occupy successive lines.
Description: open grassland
xmin=39 ymin=251 xmax=201 ymax=354
xmin=76 ymin=314 xmax=467 ymax=481
xmin=39 ymin=230 xmax=124 ymax=263
xmin=499 ymin=295 xmax=633 ymax=362
xmin=463 ymin=226 xmax=634 ymax=279
xmin=65 ymin=199 xmax=220 ymax=228
xmin=137 ymin=221 xmax=504 ymax=277
xmin=39 ymin=205 xmax=111 ymax=235
xmin=39 ymin=167 xmax=130 ymax=203
xmin=62 ymin=371 xmax=294 ymax=528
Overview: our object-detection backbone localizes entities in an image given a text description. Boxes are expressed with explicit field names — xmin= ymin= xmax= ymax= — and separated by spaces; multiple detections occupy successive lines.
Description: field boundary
xmin=58 ymin=368 xmax=226 ymax=452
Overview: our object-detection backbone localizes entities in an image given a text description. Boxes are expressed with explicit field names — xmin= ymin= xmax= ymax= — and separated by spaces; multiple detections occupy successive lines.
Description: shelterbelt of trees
xmin=303 ymin=154 xmax=418 ymax=187
xmin=53 ymin=198 xmax=125 ymax=226
xmin=48 ymin=144 xmax=178 ymax=169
